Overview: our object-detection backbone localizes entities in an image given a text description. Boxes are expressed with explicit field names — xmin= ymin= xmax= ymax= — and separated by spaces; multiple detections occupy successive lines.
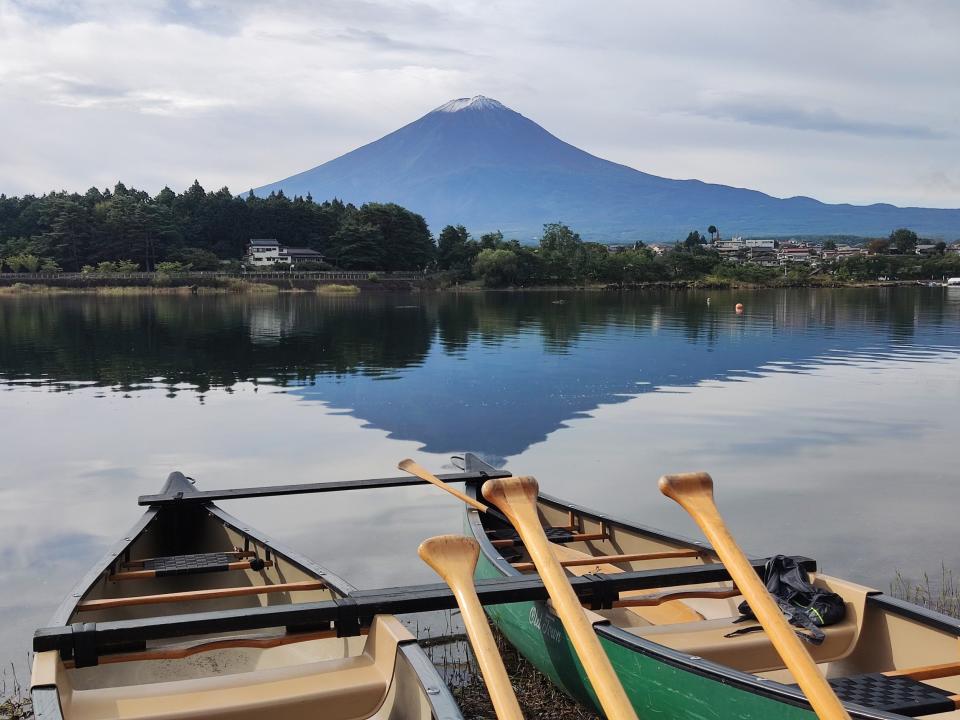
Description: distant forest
xmin=0 ymin=181 xmax=435 ymax=272
xmin=2 ymin=181 xmax=958 ymax=286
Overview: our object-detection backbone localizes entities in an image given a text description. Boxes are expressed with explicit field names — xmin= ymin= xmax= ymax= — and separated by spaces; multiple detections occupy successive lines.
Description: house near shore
xmin=245 ymin=239 xmax=325 ymax=267
xmin=778 ymin=244 xmax=816 ymax=265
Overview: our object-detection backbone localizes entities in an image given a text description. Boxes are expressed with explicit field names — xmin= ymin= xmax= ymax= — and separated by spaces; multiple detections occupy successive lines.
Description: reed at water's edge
xmin=0 ymin=662 xmax=30 ymax=720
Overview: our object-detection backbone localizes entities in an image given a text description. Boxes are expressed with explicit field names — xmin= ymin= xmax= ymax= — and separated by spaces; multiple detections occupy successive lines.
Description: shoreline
xmin=437 ymin=278 xmax=941 ymax=292
xmin=0 ymin=276 xmax=943 ymax=296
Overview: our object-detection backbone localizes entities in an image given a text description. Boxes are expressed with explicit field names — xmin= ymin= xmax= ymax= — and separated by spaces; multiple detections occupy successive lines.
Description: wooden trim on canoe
xmin=76 ymin=580 xmax=325 ymax=612
xmin=109 ymin=559 xmax=274 ymax=581
xmin=612 ymin=586 xmax=741 ymax=608
xmin=123 ymin=550 xmax=256 ymax=569
xmin=885 ymin=660 xmax=960 ymax=681
xmin=511 ymin=549 xmax=701 ymax=572
xmin=63 ymin=627 xmax=358 ymax=667
xmin=491 ymin=532 xmax=608 ymax=548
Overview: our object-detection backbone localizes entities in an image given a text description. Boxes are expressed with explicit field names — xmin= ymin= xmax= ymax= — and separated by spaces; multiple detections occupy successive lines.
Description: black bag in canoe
xmin=736 ymin=554 xmax=846 ymax=644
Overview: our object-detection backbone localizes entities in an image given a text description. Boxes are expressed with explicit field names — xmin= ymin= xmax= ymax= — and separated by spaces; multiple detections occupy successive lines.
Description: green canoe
xmin=460 ymin=456 xmax=960 ymax=720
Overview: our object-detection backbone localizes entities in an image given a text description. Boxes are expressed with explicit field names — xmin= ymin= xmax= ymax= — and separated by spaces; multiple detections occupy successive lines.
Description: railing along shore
xmin=0 ymin=270 xmax=427 ymax=281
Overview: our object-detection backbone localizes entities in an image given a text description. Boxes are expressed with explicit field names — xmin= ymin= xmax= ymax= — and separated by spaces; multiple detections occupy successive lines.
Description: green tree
xmin=822 ymin=239 xmax=838 ymax=251
xmin=437 ymin=225 xmax=478 ymax=274
xmin=4 ymin=253 xmax=43 ymax=272
xmin=889 ymin=228 xmax=919 ymax=253
xmin=479 ymin=231 xmax=504 ymax=250
xmin=173 ymin=247 xmax=220 ymax=270
xmin=707 ymin=225 xmax=718 ymax=242
xmin=355 ymin=203 xmax=434 ymax=270
xmin=473 ymin=248 xmax=519 ymax=287
xmin=539 ymin=223 xmax=584 ymax=282
xmin=682 ymin=230 xmax=706 ymax=250
xmin=331 ymin=220 xmax=384 ymax=270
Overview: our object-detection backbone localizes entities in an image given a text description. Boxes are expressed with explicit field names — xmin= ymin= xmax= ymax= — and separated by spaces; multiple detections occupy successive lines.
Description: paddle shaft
xmin=483 ymin=477 xmax=638 ymax=720
xmin=659 ymin=473 xmax=851 ymax=720
xmin=419 ymin=536 xmax=524 ymax=720
xmin=399 ymin=459 xmax=489 ymax=513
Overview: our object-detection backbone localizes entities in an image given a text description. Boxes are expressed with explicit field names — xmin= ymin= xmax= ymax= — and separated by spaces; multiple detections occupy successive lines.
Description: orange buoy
xmin=735 ymin=303 xmax=744 ymax=314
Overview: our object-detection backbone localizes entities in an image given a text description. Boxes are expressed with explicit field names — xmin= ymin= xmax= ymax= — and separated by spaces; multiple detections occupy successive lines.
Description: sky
xmin=1 ymin=0 xmax=958 ymax=209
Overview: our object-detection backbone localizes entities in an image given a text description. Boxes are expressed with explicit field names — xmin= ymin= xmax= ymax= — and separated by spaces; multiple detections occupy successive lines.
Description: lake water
xmin=1 ymin=288 xmax=959 ymax=673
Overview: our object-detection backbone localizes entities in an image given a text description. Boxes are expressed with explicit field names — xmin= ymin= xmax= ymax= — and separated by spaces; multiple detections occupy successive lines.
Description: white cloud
xmin=0 ymin=0 xmax=957 ymax=208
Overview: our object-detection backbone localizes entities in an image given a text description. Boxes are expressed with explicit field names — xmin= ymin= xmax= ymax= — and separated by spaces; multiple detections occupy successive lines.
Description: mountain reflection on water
xmin=1 ymin=288 xmax=958 ymax=459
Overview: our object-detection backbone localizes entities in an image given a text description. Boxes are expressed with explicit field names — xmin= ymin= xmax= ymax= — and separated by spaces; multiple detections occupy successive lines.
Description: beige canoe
xmin=31 ymin=472 xmax=462 ymax=720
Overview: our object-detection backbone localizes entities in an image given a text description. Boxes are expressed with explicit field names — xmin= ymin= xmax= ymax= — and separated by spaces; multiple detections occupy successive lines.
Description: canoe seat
xmin=140 ymin=553 xmax=264 ymax=577
xmin=817 ymin=673 xmax=957 ymax=717
xmin=625 ymin=606 xmax=860 ymax=673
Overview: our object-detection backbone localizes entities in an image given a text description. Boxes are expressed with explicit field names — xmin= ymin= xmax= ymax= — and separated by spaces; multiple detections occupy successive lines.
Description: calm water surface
xmin=1 ymin=288 xmax=959 ymax=669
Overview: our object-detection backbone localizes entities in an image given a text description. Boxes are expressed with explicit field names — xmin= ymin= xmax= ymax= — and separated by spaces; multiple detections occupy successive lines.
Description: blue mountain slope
xmin=254 ymin=96 xmax=960 ymax=240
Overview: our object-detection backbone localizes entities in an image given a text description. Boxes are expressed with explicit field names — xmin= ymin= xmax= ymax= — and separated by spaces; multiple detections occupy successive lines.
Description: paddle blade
xmin=659 ymin=472 xmax=714 ymax=507
xmin=418 ymin=535 xmax=480 ymax=587
xmin=480 ymin=475 xmax=539 ymax=522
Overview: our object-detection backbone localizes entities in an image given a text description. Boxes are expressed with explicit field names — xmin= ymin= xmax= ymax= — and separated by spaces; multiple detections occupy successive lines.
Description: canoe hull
xmin=474 ymin=545 xmax=818 ymax=719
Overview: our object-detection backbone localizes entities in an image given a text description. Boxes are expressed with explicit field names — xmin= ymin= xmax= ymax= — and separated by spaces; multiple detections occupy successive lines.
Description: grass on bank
xmin=0 ymin=280 xmax=283 ymax=296
xmin=436 ymin=627 xmax=598 ymax=720
xmin=0 ymin=664 xmax=30 ymax=720
xmin=891 ymin=565 xmax=960 ymax=618
xmin=315 ymin=283 xmax=361 ymax=294
xmin=0 ymin=280 xmax=365 ymax=296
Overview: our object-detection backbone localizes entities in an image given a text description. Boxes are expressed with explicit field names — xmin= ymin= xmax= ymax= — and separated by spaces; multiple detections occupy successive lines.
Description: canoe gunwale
xmin=397 ymin=641 xmax=465 ymax=719
xmin=464 ymin=482 xmax=935 ymax=720
xmin=866 ymin=593 xmax=960 ymax=635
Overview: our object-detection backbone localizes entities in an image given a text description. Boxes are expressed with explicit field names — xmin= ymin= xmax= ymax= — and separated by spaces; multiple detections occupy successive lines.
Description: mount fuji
xmin=254 ymin=96 xmax=960 ymax=241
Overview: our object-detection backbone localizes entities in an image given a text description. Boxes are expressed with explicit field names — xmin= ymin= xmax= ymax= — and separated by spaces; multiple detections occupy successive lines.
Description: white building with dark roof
xmin=246 ymin=239 xmax=325 ymax=267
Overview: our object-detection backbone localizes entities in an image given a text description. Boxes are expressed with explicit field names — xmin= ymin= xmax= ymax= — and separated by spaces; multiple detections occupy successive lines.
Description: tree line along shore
xmin=1 ymin=181 xmax=958 ymax=289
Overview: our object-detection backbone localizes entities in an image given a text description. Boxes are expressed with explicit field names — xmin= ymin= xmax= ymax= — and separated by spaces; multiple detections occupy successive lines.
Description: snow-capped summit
xmin=433 ymin=96 xmax=506 ymax=113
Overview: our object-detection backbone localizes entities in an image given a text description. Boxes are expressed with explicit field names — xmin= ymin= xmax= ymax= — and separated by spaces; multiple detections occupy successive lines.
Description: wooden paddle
xmin=419 ymin=535 xmax=525 ymax=720
xmin=399 ymin=458 xmax=489 ymax=512
xmin=659 ymin=472 xmax=851 ymax=720
xmin=482 ymin=476 xmax=639 ymax=720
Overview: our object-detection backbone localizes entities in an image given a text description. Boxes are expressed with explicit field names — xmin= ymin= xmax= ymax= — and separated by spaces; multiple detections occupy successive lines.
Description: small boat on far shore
xmin=30 ymin=472 xmax=462 ymax=720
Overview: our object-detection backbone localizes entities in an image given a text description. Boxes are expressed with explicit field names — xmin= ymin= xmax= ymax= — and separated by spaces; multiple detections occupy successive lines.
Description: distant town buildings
xmin=246 ymin=239 xmax=325 ymax=267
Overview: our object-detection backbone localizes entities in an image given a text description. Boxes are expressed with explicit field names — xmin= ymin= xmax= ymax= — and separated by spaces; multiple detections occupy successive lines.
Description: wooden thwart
xmin=76 ymin=580 xmax=325 ymax=612
xmin=64 ymin=628 xmax=347 ymax=667
xmin=110 ymin=559 xmax=273 ymax=581
xmin=491 ymin=531 xmax=607 ymax=548
xmin=511 ymin=549 xmax=700 ymax=572
xmin=886 ymin=660 xmax=960 ymax=681
xmin=612 ymin=586 xmax=741 ymax=608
